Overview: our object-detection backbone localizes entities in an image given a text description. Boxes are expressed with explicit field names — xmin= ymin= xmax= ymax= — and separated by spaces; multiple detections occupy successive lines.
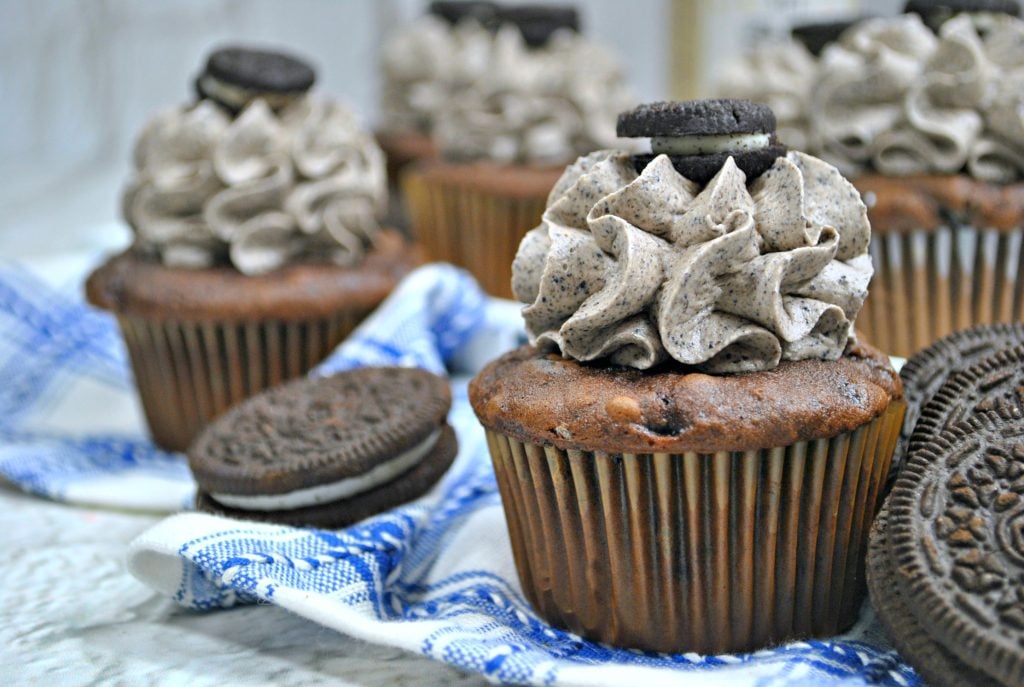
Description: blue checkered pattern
xmin=1 ymin=258 xmax=919 ymax=686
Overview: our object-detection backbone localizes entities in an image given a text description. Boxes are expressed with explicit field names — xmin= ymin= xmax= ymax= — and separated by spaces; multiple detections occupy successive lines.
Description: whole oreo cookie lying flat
xmin=905 ymin=0 xmax=1021 ymax=31
xmin=429 ymin=1 xmax=499 ymax=27
xmin=498 ymin=5 xmax=580 ymax=47
xmin=897 ymin=323 xmax=1024 ymax=463
xmin=617 ymin=99 xmax=787 ymax=184
xmin=790 ymin=19 xmax=861 ymax=56
xmin=880 ymin=409 xmax=1024 ymax=686
xmin=195 ymin=45 xmax=316 ymax=113
xmin=189 ymin=367 xmax=457 ymax=528
xmin=868 ymin=501 xmax=1002 ymax=687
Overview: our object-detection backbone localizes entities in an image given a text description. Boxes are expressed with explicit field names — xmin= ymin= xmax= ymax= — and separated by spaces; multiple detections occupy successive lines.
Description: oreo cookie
xmin=897 ymin=323 xmax=1024 ymax=462
xmin=428 ymin=1 xmax=499 ymax=27
xmin=189 ymin=367 xmax=457 ymax=528
xmin=195 ymin=45 xmax=316 ymax=113
xmin=912 ymin=344 xmax=1024 ymax=454
xmin=868 ymin=501 xmax=1002 ymax=687
xmin=791 ymin=19 xmax=861 ymax=56
xmin=880 ymin=409 xmax=1024 ymax=686
xmin=905 ymin=0 xmax=1021 ymax=32
xmin=498 ymin=5 xmax=580 ymax=47
xmin=616 ymin=99 xmax=787 ymax=184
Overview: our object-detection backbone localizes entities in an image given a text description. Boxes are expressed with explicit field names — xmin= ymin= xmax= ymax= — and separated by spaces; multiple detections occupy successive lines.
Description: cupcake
xmin=86 ymin=45 xmax=419 ymax=452
xmin=807 ymin=3 xmax=1024 ymax=356
xmin=399 ymin=4 xmax=634 ymax=298
xmin=469 ymin=99 xmax=905 ymax=654
xmin=378 ymin=1 xmax=499 ymax=182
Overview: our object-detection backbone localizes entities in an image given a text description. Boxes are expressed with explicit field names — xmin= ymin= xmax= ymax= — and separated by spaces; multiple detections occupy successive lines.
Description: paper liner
xmin=402 ymin=167 xmax=552 ymax=299
xmin=858 ymin=225 xmax=1024 ymax=357
xmin=483 ymin=401 xmax=905 ymax=654
xmin=117 ymin=310 xmax=368 ymax=452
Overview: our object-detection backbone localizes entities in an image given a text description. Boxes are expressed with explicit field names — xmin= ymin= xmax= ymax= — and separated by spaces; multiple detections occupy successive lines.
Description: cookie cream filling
xmin=197 ymin=75 xmax=297 ymax=111
xmin=210 ymin=428 xmax=442 ymax=511
xmin=650 ymin=133 xmax=771 ymax=155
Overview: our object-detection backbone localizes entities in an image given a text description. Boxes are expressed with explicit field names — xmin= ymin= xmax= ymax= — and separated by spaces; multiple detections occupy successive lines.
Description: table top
xmin=2 ymin=481 xmax=489 ymax=686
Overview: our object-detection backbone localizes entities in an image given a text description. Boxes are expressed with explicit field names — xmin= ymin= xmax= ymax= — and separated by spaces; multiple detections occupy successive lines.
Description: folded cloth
xmin=0 ymin=257 xmax=917 ymax=686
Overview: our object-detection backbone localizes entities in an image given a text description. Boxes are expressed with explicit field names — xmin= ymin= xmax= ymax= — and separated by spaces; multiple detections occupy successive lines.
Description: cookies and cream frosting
xmin=382 ymin=15 xmax=633 ymax=164
xmin=811 ymin=12 xmax=1024 ymax=181
xmin=717 ymin=40 xmax=818 ymax=152
xmin=433 ymin=25 xmax=633 ymax=163
xmin=124 ymin=97 xmax=386 ymax=275
xmin=512 ymin=150 xmax=872 ymax=373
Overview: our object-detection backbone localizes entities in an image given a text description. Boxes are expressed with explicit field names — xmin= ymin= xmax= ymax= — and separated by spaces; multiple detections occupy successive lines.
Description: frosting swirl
xmin=382 ymin=15 xmax=633 ymax=164
xmin=124 ymin=97 xmax=386 ymax=274
xmin=380 ymin=16 xmax=495 ymax=134
xmin=512 ymin=150 xmax=872 ymax=373
xmin=432 ymin=25 xmax=633 ymax=163
xmin=717 ymin=39 xmax=818 ymax=152
xmin=811 ymin=12 xmax=1024 ymax=181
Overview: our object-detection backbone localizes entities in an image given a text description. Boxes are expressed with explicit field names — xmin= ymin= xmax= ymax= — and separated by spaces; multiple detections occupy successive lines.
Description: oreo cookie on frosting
xmin=195 ymin=45 xmax=316 ymax=113
xmin=904 ymin=0 xmax=1021 ymax=32
xmin=498 ymin=5 xmax=580 ymax=47
xmin=618 ymin=99 xmax=787 ymax=184
xmin=189 ymin=367 xmax=457 ymax=528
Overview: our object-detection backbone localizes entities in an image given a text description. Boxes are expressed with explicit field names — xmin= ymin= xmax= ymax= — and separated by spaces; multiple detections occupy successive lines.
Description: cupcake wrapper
xmin=402 ymin=169 xmax=550 ymax=300
xmin=118 ymin=310 xmax=369 ymax=452
xmin=858 ymin=225 xmax=1024 ymax=357
xmin=484 ymin=401 xmax=905 ymax=655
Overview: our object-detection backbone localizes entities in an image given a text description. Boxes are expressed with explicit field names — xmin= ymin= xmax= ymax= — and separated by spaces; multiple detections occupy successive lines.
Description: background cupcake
xmin=86 ymin=45 xmax=418 ymax=452
xmin=807 ymin=4 xmax=1024 ymax=357
xmin=399 ymin=3 xmax=634 ymax=298
xmin=471 ymin=100 xmax=904 ymax=654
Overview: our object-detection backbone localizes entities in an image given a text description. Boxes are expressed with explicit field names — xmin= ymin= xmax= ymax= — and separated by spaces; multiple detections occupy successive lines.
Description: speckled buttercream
xmin=124 ymin=97 xmax=386 ymax=275
xmin=512 ymin=149 xmax=872 ymax=373
xmin=811 ymin=12 xmax=1024 ymax=181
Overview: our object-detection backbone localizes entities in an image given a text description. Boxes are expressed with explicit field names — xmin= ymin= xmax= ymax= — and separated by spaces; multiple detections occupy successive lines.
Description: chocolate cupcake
xmin=807 ymin=7 xmax=1024 ymax=356
xmin=86 ymin=45 xmax=419 ymax=451
xmin=395 ymin=4 xmax=634 ymax=298
xmin=469 ymin=99 xmax=905 ymax=654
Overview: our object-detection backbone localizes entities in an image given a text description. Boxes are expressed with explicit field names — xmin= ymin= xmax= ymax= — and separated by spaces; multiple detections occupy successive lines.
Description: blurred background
xmin=1 ymin=0 xmax=902 ymax=261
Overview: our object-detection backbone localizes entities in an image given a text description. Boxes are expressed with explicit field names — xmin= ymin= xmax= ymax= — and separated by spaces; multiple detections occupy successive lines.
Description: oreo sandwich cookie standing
xmin=870 ymin=408 xmax=1024 ymax=686
xmin=896 ymin=323 xmax=1024 ymax=462
xmin=195 ymin=45 xmax=316 ymax=113
xmin=617 ymin=98 xmax=788 ymax=183
xmin=190 ymin=367 xmax=458 ymax=528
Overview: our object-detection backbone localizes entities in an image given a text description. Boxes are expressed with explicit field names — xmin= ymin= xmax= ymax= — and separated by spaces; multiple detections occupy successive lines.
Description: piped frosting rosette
xmin=380 ymin=15 xmax=494 ymax=134
xmin=717 ymin=40 xmax=818 ymax=152
xmin=431 ymin=25 xmax=633 ymax=164
xmin=124 ymin=97 xmax=386 ymax=275
xmin=512 ymin=150 xmax=873 ymax=373
xmin=812 ymin=12 xmax=1024 ymax=181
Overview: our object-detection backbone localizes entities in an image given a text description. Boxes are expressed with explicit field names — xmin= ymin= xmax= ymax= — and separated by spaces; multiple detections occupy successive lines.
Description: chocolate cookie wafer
xmin=884 ymin=409 xmax=1024 ymax=686
xmin=195 ymin=45 xmax=316 ymax=113
xmin=498 ymin=5 xmax=580 ymax=47
xmin=896 ymin=323 xmax=1024 ymax=462
xmin=905 ymin=0 xmax=1021 ymax=32
xmin=617 ymin=99 xmax=787 ymax=183
xmin=867 ymin=501 xmax=1002 ymax=687
xmin=189 ymin=367 xmax=457 ymax=528
xmin=912 ymin=344 xmax=1024 ymax=454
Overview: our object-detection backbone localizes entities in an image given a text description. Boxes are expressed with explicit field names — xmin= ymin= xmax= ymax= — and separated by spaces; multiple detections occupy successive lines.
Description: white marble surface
xmin=0 ymin=481 xmax=490 ymax=686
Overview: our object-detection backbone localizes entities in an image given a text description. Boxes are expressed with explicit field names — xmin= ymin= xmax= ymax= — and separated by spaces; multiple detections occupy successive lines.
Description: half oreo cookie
xmin=618 ymin=99 xmax=787 ymax=184
xmin=189 ymin=367 xmax=457 ymax=528
xmin=498 ymin=5 xmax=580 ymax=47
xmin=195 ymin=45 xmax=316 ymax=113
xmin=905 ymin=0 xmax=1021 ymax=32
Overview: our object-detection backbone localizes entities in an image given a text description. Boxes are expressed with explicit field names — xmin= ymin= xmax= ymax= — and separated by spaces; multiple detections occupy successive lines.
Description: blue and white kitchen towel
xmin=0 ymin=257 xmax=918 ymax=687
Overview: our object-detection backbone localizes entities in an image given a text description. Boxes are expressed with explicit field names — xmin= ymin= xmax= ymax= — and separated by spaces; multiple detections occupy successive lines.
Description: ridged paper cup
xmin=481 ymin=401 xmax=905 ymax=655
xmin=376 ymin=129 xmax=438 ymax=187
xmin=401 ymin=160 xmax=562 ymax=299
xmin=117 ymin=310 xmax=369 ymax=452
xmin=855 ymin=175 xmax=1024 ymax=358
